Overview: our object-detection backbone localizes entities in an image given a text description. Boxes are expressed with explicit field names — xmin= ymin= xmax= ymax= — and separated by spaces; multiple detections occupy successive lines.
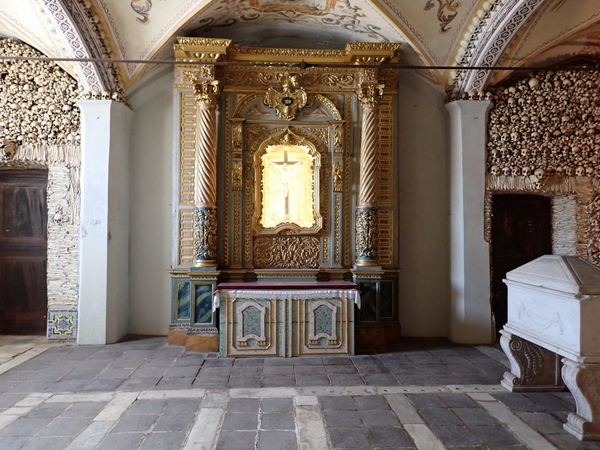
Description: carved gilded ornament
xmin=232 ymin=159 xmax=243 ymax=191
xmin=355 ymin=209 xmax=379 ymax=264
xmin=333 ymin=124 xmax=344 ymax=148
xmin=195 ymin=80 xmax=221 ymax=107
xmin=253 ymin=237 xmax=320 ymax=269
xmin=194 ymin=207 xmax=218 ymax=266
xmin=333 ymin=162 xmax=343 ymax=192
xmin=232 ymin=122 xmax=243 ymax=151
xmin=264 ymin=73 xmax=310 ymax=121
xmin=357 ymin=83 xmax=384 ymax=109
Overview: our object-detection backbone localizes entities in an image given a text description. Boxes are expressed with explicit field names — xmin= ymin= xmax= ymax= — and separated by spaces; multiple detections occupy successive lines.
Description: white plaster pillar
xmin=78 ymin=99 xmax=133 ymax=345
xmin=446 ymin=100 xmax=493 ymax=344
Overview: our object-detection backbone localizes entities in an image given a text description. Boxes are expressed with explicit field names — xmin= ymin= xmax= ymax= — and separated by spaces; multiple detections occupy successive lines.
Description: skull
xmin=511 ymin=132 xmax=521 ymax=142
xmin=511 ymin=166 xmax=521 ymax=176
xmin=575 ymin=166 xmax=585 ymax=177
xmin=556 ymin=167 xmax=565 ymax=176
xmin=489 ymin=149 xmax=500 ymax=160
xmin=531 ymin=132 xmax=540 ymax=140
xmin=0 ymin=139 xmax=17 ymax=162
xmin=521 ymin=148 xmax=529 ymax=157
xmin=565 ymin=167 xmax=574 ymax=177
xmin=502 ymin=167 xmax=511 ymax=176
xmin=586 ymin=167 xmax=595 ymax=177
xmin=101 ymin=91 xmax=111 ymax=100
xmin=534 ymin=168 xmax=546 ymax=178
xmin=522 ymin=167 xmax=532 ymax=176
xmin=490 ymin=166 xmax=501 ymax=176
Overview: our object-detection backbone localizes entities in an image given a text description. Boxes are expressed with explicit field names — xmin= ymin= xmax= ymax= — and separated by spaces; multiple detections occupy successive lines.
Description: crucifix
xmin=270 ymin=146 xmax=301 ymax=220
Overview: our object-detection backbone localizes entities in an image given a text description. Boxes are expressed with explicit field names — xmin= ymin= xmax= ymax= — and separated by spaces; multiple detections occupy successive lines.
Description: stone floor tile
xmin=295 ymin=365 xmax=326 ymax=375
xmin=96 ymin=432 xmax=145 ymax=450
xmin=262 ymin=365 xmax=294 ymax=376
xmin=110 ymin=413 xmax=159 ymax=433
xmin=363 ymin=374 xmax=399 ymax=386
xmin=260 ymin=412 xmax=295 ymax=430
xmin=405 ymin=393 xmax=446 ymax=408
xmin=197 ymin=367 xmax=232 ymax=377
xmin=438 ymin=393 xmax=479 ymax=408
xmin=215 ymin=430 xmax=256 ymax=450
xmin=418 ymin=407 xmax=463 ymax=426
xmin=327 ymin=374 xmax=365 ymax=386
xmin=324 ymin=365 xmax=359 ymax=375
xmin=295 ymin=375 xmax=330 ymax=387
xmin=61 ymin=401 xmax=106 ymax=418
xmin=80 ymin=378 xmax=126 ymax=391
xmin=359 ymin=409 xmax=401 ymax=427
xmin=153 ymin=377 xmax=195 ymax=390
xmin=258 ymin=430 xmax=296 ymax=450
xmin=0 ymin=436 xmax=29 ymax=450
xmin=43 ymin=380 xmax=89 ymax=393
xmin=323 ymin=410 xmax=362 ymax=427
xmin=395 ymin=374 xmax=436 ymax=386
xmin=405 ymin=355 xmax=441 ymax=365
xmin=366 ymin=426 xmax=415 ymax=448
xmin=95 ymin=368 xmax=134 ymax=379
xmin=231 ymin=366 xmax=262 ymax=377
xmin=221 ymin=412 xmax=259 ymax=431
xmin=130 ymin=366 xmax=169 ymax=378
xmin=322 ymin=357 xmax=353 ymax=365
xmin=228 ymin=397 xmax=260 ymax=413
xmin=328 ymin=427 xmax=370 ymax=449
xmin=20 ymin=436 xmax=74 ymax=450
xmin=228 ymin=376 xmax=262 ymax=388
xmin=492 ymin=392 xmax=547 ymax=412
xmin=233 ymin=358 xmax=264 ymax=367
xmin=36 ymin=417 xmax=91 ymax=437
xmin=261 ymin=376 xmax=296 ymax=388
xmin=0 ymin=417 xmax=54 ymax=437
xmin=138 ymin=431 xmax=187 ymax=450
xmin=126 ymin=399 xmax=167 ymax=415
xmin=427 ymin=374 xmax=467 ymax=385
xmin=469 ymin=424 xmax=524 ymax=447
xmin=292 ymin=357 xmax=323 ymax=366
xmin=429 ymin=424 xmax=481 ymax=447
xmin=202 ymin=358 xmax=234 ymax=367
xmin=261 ymin=398 xmax=293 ymax=414
xmin=117 ymin=377 xmax=160 ymax=391
xmin=545 ymin=433 xmax=600 ymax=449
xmin=517 ymin=411 xmax=567 ymax=435
xmin=191 ymin=378 xmax=229 ymax=389
xmin=524 ymin=392 xmax=574 ymax=411
xmin=353 ymin=395 xmax=389 ymax=411
xmin=0 ymin=393 xmax=28 ymax=409
xmin=320 ymin=396 xmax=355 ymax=411
xmin=453 ymin=407 xmax=498 ymax=426
xmin=23 ymin=404 xmax=69 ymax=419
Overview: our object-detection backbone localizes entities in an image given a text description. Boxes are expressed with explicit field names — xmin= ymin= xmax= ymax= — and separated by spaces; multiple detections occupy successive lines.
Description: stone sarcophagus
xmin=501 ymin=255 xmax=600 ymax=441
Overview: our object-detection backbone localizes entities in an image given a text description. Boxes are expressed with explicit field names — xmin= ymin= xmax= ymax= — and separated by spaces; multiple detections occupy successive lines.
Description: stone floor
xmin=0 ymin=336 xmax=598 ymax=450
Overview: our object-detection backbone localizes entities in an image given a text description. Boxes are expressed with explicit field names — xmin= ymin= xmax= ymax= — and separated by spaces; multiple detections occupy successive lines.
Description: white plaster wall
xmin=396 ymin=72 xmax=450 ymax=337
xmin=128 ymin=69 xmax=175 ymax=335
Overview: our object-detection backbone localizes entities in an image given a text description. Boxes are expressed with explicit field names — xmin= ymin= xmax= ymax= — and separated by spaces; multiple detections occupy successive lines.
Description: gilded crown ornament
xmin=264 ymin=73 xmax=310 ymax=121
xmin=195 ymin=80 xmax=221 ymax=107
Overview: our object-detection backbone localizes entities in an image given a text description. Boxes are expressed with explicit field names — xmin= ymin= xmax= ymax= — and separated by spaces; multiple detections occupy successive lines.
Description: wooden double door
xmin=0 ymin=170 xmax=48 ymax=335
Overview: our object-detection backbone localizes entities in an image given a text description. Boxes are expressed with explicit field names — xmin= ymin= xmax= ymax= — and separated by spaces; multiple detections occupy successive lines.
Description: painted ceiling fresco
xmin=0 ymin=0 xmax=597 ymax=92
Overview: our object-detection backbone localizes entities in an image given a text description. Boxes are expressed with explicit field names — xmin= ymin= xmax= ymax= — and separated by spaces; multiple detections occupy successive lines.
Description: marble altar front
xmin=215 ymin=282 xmax=360 ymax=357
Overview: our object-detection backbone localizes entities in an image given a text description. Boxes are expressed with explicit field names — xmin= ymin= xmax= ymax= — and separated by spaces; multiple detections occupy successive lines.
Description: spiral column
xmin=355 ymin=79 xmax=384 ymax=267
xmin=193 ymin=79 xmax=221 ymax=267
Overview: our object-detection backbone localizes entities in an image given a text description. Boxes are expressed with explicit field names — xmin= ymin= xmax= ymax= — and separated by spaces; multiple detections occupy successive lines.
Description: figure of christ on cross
xmin=269 ymin=146 xmax=301 ymax=222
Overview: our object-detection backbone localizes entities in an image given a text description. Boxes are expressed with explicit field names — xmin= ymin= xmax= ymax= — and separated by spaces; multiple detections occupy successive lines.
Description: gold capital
xmin=357 ymin=83 xmax=384 ymax=109
xmin=195 ymin=80 xmax=221 ymax=107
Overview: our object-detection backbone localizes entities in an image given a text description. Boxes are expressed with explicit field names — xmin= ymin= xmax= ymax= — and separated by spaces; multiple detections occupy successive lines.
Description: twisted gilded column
xmin=355 ymin=77 xmax=384 ymax=267
xmin=193 ymin=79 xmax=221 ymax=267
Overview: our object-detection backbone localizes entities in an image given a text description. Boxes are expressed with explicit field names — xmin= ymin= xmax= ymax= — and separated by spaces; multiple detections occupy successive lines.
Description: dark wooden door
xmin=491 ymin=194 xmax=552 ymax=337
xmin=0 ymin=170 xmax=48 ymax=335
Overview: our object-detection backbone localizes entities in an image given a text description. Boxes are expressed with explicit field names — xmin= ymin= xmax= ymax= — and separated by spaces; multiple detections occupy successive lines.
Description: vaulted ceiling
xmin=0 ymin=0 xmax=598 ymax=96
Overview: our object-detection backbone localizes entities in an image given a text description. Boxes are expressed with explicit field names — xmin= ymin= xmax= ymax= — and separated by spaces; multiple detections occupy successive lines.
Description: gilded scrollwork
xmin=308 ymin=127 xmax=328 ymax=145
xmin=333 ymin=124 xmax=344 ymax=148
xmin=232 ymin=121 xmax=243 ymax=153
xmin=253 ymin=237 xmax=320 ymax=269
xmin=357 ymin=82 xmax=384 ymax=110
xmin=232 ymin=159 xmax=243 ymax=191
xmin=194 ymin=207 xmax=218 ymax=265
xmin=264 ymin=73 xmax=310 ymax=121
xmin=355 ymin=208 xmax=379 ymax=265
xmin=333 ymin=161 xmax=343 ymax=192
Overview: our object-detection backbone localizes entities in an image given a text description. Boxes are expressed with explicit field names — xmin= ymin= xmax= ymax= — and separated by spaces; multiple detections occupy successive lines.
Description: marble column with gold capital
xmin=193 ymin=79 xmax=221 ymax=267
xmin=355 ymin=78 xmax=384 ymax=267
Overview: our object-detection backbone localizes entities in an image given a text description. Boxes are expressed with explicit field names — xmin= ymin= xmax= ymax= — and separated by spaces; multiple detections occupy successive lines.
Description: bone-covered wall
xmin=0 ymin=39 xmax=81 ymax=340
xmin=486 ymin=68 xmax=600 ymax=265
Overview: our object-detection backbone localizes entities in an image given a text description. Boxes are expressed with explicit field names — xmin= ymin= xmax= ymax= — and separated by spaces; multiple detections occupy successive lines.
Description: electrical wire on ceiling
xmin=0 ymin=54 xmax=598 ymax=72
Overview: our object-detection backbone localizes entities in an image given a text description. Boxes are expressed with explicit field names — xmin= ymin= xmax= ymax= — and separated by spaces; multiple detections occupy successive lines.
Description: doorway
xmin=0 ymin=170 xmax=48 ymax=335
xmin=490 ymin=194 xmax=552 ymax=337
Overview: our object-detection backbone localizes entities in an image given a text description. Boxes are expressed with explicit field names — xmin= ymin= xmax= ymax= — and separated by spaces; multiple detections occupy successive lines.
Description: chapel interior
xmin=0 ymin=0 xmax=599 ymax=357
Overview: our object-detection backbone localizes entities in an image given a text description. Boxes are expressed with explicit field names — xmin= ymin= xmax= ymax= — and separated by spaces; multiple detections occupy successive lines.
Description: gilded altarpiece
xmin=170 ymin=38 xmax=401 ymax=353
